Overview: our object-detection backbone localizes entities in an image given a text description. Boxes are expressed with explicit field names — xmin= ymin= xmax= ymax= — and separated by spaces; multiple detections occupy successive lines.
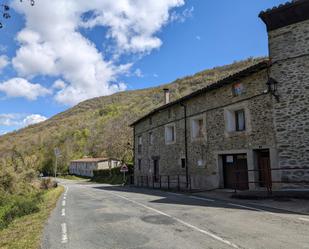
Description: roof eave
xmin=130 ymin=60 xmax=269 ymax=127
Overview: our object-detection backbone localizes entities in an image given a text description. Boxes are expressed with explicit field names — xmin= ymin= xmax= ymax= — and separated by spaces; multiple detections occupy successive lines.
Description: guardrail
xmin=233 ymin=167 xmax=309 ymax=194
xmin=135 ymin=175 xmax=192 ymax=191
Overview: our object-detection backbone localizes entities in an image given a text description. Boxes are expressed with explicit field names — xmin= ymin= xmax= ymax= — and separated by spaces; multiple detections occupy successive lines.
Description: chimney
xmin=163 ymin=88 xmax=170 ymax=104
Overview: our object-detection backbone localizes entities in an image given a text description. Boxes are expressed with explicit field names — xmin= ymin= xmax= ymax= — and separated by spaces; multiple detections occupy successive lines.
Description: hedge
xmin=93 ymin=164 xmax=134 ymax=178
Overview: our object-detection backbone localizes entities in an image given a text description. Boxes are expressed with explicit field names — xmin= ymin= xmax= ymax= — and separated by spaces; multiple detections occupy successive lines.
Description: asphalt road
xmin=41 ymin=179 xmax=309 ymax=249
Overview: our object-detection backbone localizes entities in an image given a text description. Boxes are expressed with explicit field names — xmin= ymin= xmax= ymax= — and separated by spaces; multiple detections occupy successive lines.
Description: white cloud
xmin=0 ymin=114 xmax=19 ymax=126
xmin=52 ymin=79 xmax=67 ymax=90
xmin=11 ymin=0 xmax=186 ymax=106
xmin=134 ymin=68 xmax=144 ymax=78
xmin=0 ymin=77 xmax=51 ymax=100
xmin=170 ymin=6 xmax=193 ymax=23
xmin=22 ymin=114 xmax=47 ymax=126
xmin=0 ymin=113 xmax=47 ymax=128
xmin=0 ymin=55 xmax=9 ymax=71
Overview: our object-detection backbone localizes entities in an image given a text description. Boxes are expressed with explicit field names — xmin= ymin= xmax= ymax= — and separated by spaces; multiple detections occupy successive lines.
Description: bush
xmin=93 ymin=164 xmax=134 ymax=178
xmin=40 ymin=178 xmax=57 ymax=190
xmin=92 ymin=164 xmax=134 ymax=184
xmin=0 ymin=192 xmax=42 ymax=229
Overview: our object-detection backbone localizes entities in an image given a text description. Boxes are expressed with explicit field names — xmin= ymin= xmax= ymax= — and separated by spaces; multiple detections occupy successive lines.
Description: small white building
xmin=69 ymin=158 xmax=121 ymax=177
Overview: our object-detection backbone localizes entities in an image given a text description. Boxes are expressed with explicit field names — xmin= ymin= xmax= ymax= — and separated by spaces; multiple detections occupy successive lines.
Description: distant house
xmin=69 ymin=158 xmax=121 ymax=177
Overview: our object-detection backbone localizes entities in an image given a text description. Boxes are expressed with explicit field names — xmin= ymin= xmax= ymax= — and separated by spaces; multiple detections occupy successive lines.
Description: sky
xmin=0 ymin=0 xmax=287 ymax=134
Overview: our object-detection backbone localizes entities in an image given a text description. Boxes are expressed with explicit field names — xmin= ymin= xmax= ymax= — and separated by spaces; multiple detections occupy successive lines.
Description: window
xmin=149 ymin=132 xmax=154 ymax=145
xmin=181 ymin=158 xmax=186 ymax=169
xmin=138 ymin=136 xmax=142 ymax=154
xmin=138 ymin=159 xmax=141 ymax=171
xmin=191 ymin=117 xmax=205 ymax=139
xmin=165 ymin=124 xmax=176 ymax=144
xmin=235 ymin=109 xmax=246 ymax=131
xmin=225 ymin=105 xmax=250 ymax=135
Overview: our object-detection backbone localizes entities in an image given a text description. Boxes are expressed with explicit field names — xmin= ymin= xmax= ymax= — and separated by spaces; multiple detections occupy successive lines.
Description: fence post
xmin=159 ymin=175 xmax=162 ymax=189
xmin=167 ymin=175 xmax=170 ymax=190
xmin=189 ymin=175 xmax=192 ymax=192
xmin=177 ymin=175 xmax=180 ymax=191
xmin=153 ymin=176 xmax=155 ymax=189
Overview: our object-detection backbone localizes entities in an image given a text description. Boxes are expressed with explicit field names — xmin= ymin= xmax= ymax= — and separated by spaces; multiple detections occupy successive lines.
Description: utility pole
xmin=54 ymin=148 xmax=61 ymax=179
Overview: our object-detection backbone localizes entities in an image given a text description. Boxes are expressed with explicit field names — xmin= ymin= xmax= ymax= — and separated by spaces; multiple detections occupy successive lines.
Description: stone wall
xmin=134 ymin=69 xmax=277 ymax=190
xmin=269 ymin=19 xmax=309 ymax=184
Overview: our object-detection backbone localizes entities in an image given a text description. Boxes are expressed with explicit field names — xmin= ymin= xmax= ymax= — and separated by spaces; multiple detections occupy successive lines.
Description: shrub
xmin=0 ymin=192 xmax=42 ymax=229
xmin=93 ymin=164 xmax=134 ymax=178
xmin=92 ymin=164 xmax=134 ymax=184
xmin=40 ymin=178 xmax=57 ymax=190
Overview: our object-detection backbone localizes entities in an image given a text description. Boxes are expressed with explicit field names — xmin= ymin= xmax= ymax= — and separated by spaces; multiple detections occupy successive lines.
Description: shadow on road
xmin=91 ymin=185 xmax=306 ymax=216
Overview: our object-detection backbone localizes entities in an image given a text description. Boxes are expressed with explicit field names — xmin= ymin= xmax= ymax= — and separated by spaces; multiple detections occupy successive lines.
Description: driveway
xmin=41 ymin=179 xmax=309 ymax=249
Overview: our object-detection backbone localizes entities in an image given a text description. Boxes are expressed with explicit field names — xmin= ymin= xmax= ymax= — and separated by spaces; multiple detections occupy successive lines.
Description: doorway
xmin=223 ymin=154 xmax=249 ymax=190
xmin=255 ymin=149 xmax=271 ymax=187
xmin=153 ymin=159 xmax=159 ymax=182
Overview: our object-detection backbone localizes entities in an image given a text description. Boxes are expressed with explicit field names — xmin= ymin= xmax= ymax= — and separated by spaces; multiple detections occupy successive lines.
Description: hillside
xmin=0 ymin=57 xmax=266 ymax=174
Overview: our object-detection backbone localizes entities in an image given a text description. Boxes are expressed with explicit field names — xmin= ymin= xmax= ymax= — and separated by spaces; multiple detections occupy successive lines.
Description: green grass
xmin=0 ymin=186 xmax=64 ymax=249
xmin=57 ymin=175 xmax=90 ymax=181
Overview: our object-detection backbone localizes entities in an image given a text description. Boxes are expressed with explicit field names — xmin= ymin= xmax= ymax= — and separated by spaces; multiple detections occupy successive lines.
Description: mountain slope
xmin=0 ymin=57 xmax=266 ymax=174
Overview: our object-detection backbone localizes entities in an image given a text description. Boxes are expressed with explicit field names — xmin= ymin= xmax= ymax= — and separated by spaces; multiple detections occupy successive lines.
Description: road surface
xmin=41 ymin=179 xmax=309 ymax=249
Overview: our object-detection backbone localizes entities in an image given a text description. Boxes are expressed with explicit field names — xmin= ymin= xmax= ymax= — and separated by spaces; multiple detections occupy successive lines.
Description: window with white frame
xmin=235 ymin=109 xmax=246 ymax=131
xmin=225 ymin=106 xmax=248 ymax=133
xmin=149 ymin=132 xmax=154 ymax=145
xmin=165 ymin=124 xmax=176 ymax=144
xmin=191 ymin=117 xmax=205 ymax=139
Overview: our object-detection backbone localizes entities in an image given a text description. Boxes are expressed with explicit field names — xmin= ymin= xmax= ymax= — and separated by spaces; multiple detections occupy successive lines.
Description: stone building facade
xmin=260 ymin=0 xmax=309 ymax=184
xmin=131 ymin=0 xmax=309 ymax=190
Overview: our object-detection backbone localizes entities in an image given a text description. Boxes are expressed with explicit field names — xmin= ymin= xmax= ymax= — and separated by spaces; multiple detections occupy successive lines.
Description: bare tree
xmin=0 ymin=0 xmax=35 ymax=28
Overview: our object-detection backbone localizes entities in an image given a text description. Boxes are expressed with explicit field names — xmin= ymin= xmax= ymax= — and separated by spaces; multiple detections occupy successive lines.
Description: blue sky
xmin=0 ymin=0 xmax=287 ymax=134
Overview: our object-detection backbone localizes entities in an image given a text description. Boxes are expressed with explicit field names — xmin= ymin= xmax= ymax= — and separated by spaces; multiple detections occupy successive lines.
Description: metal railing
xmin=135 ymin=174 xmax=192 ymax=191
xmin=233 ymin=167 xmax=309 ymax=194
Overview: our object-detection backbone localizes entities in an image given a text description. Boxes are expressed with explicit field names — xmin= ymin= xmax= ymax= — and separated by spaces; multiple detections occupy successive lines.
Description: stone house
xmin=130 ymin=0 xmax=309 ymax=191
xmin=69 ymin=158 xmax=121 ymax=177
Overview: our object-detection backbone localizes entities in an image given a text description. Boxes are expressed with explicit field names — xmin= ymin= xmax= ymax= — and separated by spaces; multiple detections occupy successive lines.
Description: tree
xmin=0 ymin=0 xmax=35 ymax=29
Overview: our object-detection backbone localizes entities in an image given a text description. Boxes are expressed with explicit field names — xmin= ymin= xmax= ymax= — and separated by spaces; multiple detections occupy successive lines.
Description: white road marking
xmin=102 ymin=190 xmax=241 ymax=249
xmin=189 ymin=196 xmax=215 ymax=202
xmin=228 ymin=203 xmax=265 ymax=212
xmin=62 ymin=200 xmax=66 ymax=207
xmin=299 ymin=217 xmax=309 ymax=222
xmin=61 ymin=223 xmax=68 ymax=243
xmin=61 ymin=208 xmax=66 ymax=217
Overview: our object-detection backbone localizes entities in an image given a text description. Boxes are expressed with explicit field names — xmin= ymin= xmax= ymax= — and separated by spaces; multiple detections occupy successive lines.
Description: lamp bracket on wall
xmin=266 ymin=77 xmax=280 ymax=102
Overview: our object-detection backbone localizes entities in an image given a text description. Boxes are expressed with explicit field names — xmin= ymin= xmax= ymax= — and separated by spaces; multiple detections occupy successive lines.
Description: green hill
xmin=0 ymin=57 xmax=266 ymax=174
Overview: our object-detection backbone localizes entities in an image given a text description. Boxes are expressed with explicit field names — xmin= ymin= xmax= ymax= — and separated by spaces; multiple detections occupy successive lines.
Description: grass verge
xmin=0 ymin=186 xmax=64 ymax=249
xmin=57 ymin=175 xmax=90 ymax=181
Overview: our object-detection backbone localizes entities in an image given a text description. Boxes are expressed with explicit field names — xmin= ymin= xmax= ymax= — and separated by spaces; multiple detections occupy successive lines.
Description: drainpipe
xmin=180 ymin=102 xmax=189 ymax=189
xmin=133 ymin=126 xmax=136 ymax=185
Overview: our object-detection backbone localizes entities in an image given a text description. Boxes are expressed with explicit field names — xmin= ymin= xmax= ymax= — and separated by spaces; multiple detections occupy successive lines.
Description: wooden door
xmin=257 ymin=150 xmax=271 ymax=187
xmin=223 ymin=154 xmax=249 ymax=190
